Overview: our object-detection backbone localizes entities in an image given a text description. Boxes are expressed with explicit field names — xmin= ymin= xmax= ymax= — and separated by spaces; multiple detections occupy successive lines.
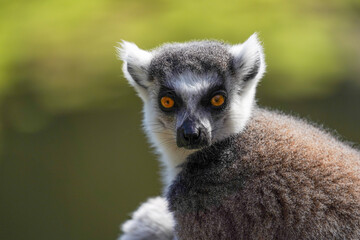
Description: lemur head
xmin=117 ymin=33 xmax=265 ymax=152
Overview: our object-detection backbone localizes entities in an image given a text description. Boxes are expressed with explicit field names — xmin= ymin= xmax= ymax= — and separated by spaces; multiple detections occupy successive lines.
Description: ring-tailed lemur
xmin=117 ymin=34 xmax=360 ymax=240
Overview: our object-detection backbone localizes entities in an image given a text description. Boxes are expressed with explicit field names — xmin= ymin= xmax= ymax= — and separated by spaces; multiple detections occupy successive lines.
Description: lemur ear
xmin=116 ymin=41 xmax=153 ymax=91
xmin=229 ymin=33 xmax=266 ymax=84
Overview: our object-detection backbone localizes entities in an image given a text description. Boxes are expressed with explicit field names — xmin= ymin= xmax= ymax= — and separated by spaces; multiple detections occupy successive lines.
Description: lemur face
xmin=154 ymin=71 xmax=228 ymax=149
xmin=118 ymin=34 xmax=266 ymax=151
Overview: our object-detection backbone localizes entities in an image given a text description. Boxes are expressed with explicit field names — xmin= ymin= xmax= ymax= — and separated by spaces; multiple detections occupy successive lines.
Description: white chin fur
xmin=142 ymin=88 xmax=256 ymax=190
xmin=142 ymin=102 xmax=196 ymax=190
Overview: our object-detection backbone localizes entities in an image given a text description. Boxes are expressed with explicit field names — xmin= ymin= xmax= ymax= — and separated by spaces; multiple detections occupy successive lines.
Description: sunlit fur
xmin=168 ymin=109 xmax=360 ymax=239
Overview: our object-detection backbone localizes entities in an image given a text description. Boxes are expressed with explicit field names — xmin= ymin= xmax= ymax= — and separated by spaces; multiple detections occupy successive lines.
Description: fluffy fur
xmin=117 ymin=34 xmax=265 ymax=188
xmin=117 ymin=34 xmax=360 ymax=240
xmin=119 ymin=197 xmax=175 ymax=240
xmin=117 ymin=35 xmax=265 ymax=239
xmin=168 ymin=108 xmax=360 ymax=239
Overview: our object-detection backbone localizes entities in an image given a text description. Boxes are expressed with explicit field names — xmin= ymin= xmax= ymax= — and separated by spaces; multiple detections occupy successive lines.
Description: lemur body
xmin=168 ymin=108 xmax=360 ymax=239
xmin=117 ymin=34 xmax=360 ymax=240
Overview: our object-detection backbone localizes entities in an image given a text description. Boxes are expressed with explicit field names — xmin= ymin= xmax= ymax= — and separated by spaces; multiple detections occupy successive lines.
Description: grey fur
xmin=140 ymin=38 xmax=265 ymax=151
xmin=118 ymin=36 xmax=360 ymax=240
xmin=168 ymin=108 xmax=360 ymax=240
xmin=116 ymin=34 xmax=266 ymax=240
xmin=149 ymin=41 xmax=234 ymax=82
xmin=118 ymin=34 xmax=266 ymax=186
xmin=127 ymin=64 xmax=149 ymax=89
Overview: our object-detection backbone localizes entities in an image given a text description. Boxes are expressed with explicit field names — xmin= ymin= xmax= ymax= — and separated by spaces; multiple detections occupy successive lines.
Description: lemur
xmin=117 ymin=34 xmax=360 ymax=240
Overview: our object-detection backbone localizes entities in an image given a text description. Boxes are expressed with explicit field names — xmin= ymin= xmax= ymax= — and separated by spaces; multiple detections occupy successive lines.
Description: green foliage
xmin=0 ymin=0 xmax=359 ymax=111
xmin=0 ymin=1 xmax=359 ymax=240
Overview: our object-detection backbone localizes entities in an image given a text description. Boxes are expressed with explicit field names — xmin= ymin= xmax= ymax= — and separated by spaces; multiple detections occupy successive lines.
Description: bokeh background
xmin=0 ymin=0 xmax=359 ymax=239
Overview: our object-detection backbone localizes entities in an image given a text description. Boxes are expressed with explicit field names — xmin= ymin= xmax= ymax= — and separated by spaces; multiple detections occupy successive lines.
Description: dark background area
xmin=0 ymin=0 xmax=359 ymax=239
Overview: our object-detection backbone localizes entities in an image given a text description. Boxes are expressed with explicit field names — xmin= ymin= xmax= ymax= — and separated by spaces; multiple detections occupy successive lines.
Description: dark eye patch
xmin=158 ymin=85 xmax=182 ymax=112
xmin=200 ymin=85 xmax=227 ymax=107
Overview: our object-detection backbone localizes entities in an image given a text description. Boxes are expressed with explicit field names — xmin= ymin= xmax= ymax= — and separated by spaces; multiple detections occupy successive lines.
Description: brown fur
xmin=167 ymin=108 xmax=360 ymax=240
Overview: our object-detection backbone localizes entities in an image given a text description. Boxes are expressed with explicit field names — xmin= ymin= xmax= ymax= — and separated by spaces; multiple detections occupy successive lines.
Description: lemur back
xmin=168 ymin=108 xmax=360 ymax=240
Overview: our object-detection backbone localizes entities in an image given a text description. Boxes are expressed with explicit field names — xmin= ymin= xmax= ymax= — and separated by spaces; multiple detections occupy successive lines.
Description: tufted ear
xmin=116 ymin=41 xmax=153 ymax=93
xmin=229 ymin=33 xmax=266 ymax=85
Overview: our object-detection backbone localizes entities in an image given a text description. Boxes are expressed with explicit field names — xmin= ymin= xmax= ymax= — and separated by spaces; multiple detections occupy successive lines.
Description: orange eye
xmin=160 ymin=96 xmax=175 ymax=109
xmin=211 ymin=95 xmax=225 ymax=107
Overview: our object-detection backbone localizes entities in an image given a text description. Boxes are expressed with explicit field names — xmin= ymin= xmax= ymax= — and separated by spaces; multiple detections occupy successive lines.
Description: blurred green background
xmin=0 ymin=0 xmax=359 ymax=239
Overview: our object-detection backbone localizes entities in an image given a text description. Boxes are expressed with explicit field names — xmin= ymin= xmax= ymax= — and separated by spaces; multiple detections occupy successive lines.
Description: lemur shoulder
xmin=117 ymin=34 xmax=360 ymax=240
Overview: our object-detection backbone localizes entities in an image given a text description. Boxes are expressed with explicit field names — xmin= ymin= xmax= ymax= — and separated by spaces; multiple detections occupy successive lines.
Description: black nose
xmin=182 ymin=127 xmax=201 ymax=143
xmin=177 ymin=119 xmax=202 ymax=148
